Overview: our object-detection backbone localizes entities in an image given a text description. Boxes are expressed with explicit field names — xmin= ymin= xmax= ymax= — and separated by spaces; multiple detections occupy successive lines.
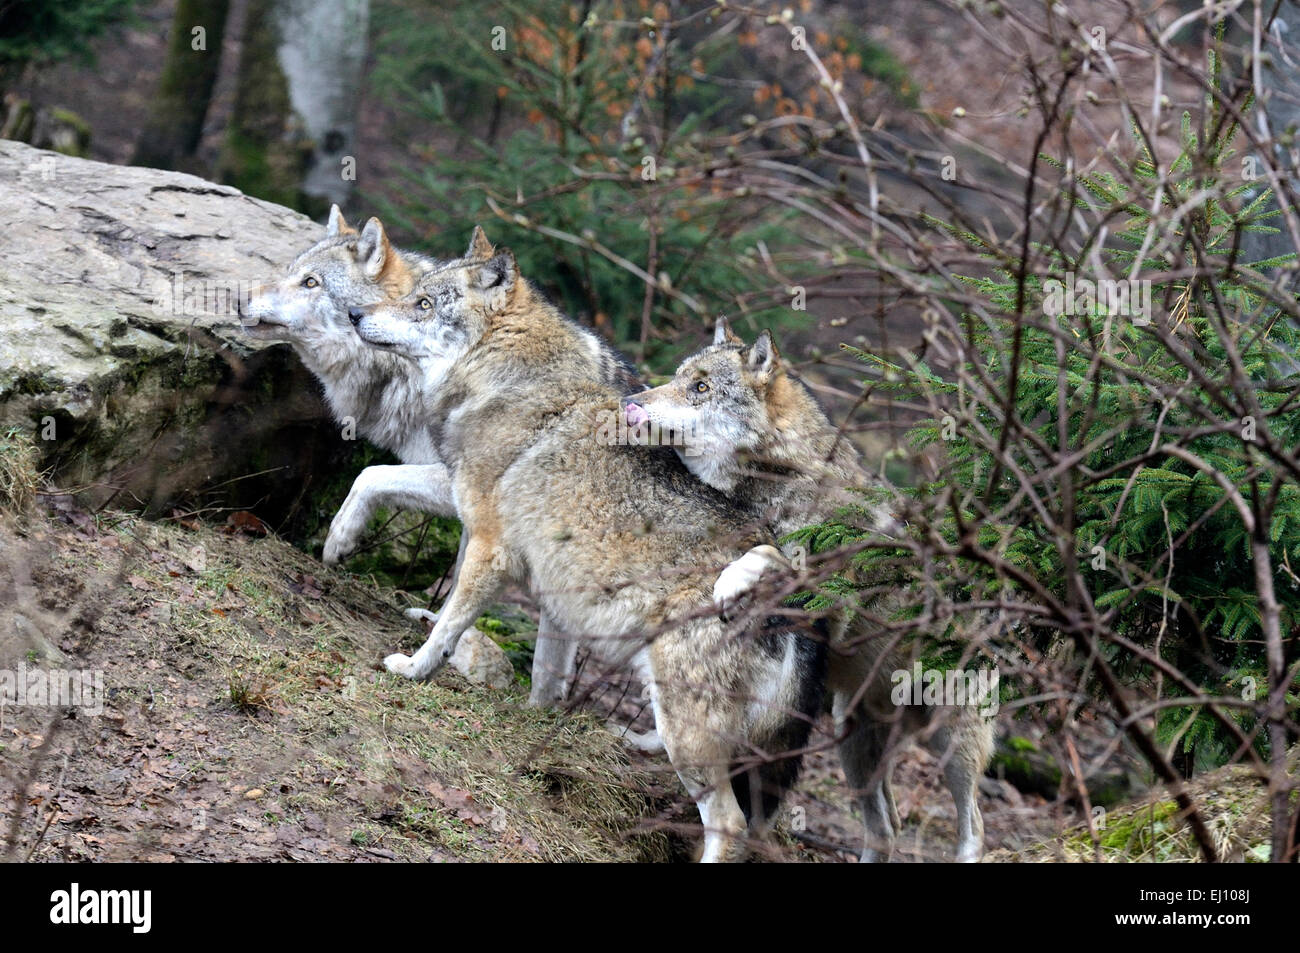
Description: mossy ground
xmin=987 ymin=756 xmax=1295 ymax=863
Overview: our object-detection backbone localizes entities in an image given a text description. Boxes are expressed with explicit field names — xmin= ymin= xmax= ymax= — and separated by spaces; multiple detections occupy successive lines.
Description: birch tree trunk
xmin=218 ymin=0 xmax=368 ymax=214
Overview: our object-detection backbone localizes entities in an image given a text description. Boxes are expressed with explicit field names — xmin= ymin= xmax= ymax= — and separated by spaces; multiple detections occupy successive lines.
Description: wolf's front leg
xmin=834 ymin=696 xmax=898 ymax=863
xmin=713 ymin=544 xmax=790 ymax=620
xmin=384 ymin=533 xmax=508 ymax=681
xmin=324 ymin=464 xmax=456 ymax=565
xmin=672 ymin=761 xmax=748 ymax=862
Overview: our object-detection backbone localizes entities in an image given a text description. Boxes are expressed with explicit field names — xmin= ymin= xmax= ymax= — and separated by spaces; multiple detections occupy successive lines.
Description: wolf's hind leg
xmin=884 ymin=771 xmax=901 ymax=834
xmin=835 ymin=691 xmax=898 ymax=863
xmin=384 ymin=533 xmax=508 ymax=681
xmin=652 ymin=634 xmax=752 ymax=862
xmin=527 ymin=613 xmax=577 ymax=707
xmin=677 ymin=767 xmax=748 ymax=863
xmin=923 ymin=713 xmax=992 ymax=863
xmin=324 ymin=464 xmax=456 ymax=565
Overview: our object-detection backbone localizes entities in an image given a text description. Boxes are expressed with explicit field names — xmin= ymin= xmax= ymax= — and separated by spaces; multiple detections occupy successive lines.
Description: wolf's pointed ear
xmin=326 ymin=204 xmax=355 ymax=238
xmin=746 ymin=329 xmax=781 ymax=378
xmin=357 ymin=217 xmax=393 ymax=280
xmin=714 ymin=315 xmax=743 ymax=346
xmin=476 ymin=249 xmax=518 ymax=296
xmin=467 ymin=226 xmax=495 ymax=260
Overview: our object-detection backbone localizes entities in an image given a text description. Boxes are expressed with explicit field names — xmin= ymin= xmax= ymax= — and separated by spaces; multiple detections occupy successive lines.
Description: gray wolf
xmin=347 ymin=243 xmax=828 ymax=861
xmin=624 ymin=318 xmax=994 ymax=862
xmin=240 ymin=210 xmax=634 ymax=705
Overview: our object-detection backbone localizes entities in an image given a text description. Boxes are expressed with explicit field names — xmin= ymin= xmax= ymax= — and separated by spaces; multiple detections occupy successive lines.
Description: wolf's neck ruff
xmin=737 ymin=372 xmax=869 ymax=536
xmin=297 ymin=263 xmax=444 ymax=463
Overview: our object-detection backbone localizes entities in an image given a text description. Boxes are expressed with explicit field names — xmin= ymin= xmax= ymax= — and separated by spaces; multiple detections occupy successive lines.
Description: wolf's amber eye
xmin=694 ymin=381 xmax=710 ymax=394
xmin=418 ymin=298 xmax=432 ymax=311
xmin=302 ymin=276 xmax=319 ymax=288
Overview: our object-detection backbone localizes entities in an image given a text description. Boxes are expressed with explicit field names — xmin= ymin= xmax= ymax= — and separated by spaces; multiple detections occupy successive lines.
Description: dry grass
xmin=0 ymin=428 xmax=42 ymax=514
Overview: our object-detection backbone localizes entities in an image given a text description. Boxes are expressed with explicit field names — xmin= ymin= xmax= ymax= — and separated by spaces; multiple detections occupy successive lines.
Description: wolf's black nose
xmin=348 ymin=307 xmax=364 ymax=326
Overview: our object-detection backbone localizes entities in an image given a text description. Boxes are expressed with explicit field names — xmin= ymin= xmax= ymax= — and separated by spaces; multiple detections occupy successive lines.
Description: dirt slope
xmin=0 ymin=484 xmax=685 ymax=863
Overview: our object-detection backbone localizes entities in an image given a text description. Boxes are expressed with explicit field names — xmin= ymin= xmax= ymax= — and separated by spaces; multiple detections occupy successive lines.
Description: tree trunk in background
xmin=276 ymin=0 xmax=369 ymax=211
xmin=217 ymin=0 xmax=307 ymax=211
xmin=131 ymin=0 xmax=230 ymax=172
xmin=1242 ymin=19 xmax=1300 ymax=268
xmin=218 ymin=0 xmax=367 ymax=216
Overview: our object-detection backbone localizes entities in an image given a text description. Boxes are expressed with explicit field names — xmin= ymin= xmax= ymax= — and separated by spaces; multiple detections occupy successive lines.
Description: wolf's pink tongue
xmin=626 ymin=403 xmax=649 ymax=427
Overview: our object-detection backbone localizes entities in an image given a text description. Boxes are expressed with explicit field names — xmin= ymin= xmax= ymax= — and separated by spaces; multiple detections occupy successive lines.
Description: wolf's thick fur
xmin=627 ymin=319 xmax=995 ymax=862
xmin=241 ymin=206 xmax=446 ymax=464
xmin=241 ymin=211 xmax=633 ymax=705
xmin=350 ymin=249 xmax=827 ymax=861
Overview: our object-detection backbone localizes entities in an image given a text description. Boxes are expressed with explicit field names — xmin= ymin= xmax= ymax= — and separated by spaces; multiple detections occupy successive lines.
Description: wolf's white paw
xmin=383 ymin=653 xmax=416 ymax=678
xmin=955 ymin=841 xmax=983 ymax=863
xmin=322 ymin=522 xmax=361 ymax=566
xmin=323 ymin=477 xmax=376 ymax=565
xmin=605 ymin=719 xmax=667 ymax=754
xmin=390 ymin=642 xmax=452 ymax=682
xmin=713 ymin=544 xmax=789 ymax=620
xmin=713 ymin=563 xmax=755 ymax=620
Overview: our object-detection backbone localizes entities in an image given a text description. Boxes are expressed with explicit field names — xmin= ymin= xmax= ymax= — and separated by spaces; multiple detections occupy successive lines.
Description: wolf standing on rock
xmin=345 ymin=240 xmax=827 ymax=862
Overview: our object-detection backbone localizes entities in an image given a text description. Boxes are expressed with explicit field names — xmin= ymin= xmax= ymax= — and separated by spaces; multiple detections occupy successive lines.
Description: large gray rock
xmin=0 ymin=140 xmax=338 ymax=515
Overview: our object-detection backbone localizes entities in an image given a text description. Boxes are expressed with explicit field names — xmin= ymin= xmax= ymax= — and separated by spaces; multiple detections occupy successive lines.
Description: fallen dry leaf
xmin=225 ymin=511 xmax=270 ymax=536
xmin=289 ymin=573 xmax=324 ymax=599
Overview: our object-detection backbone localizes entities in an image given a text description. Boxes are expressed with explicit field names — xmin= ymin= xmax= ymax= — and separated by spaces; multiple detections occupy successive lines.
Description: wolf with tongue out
xmin=622 ymin=317 xmax=994 ymax=863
